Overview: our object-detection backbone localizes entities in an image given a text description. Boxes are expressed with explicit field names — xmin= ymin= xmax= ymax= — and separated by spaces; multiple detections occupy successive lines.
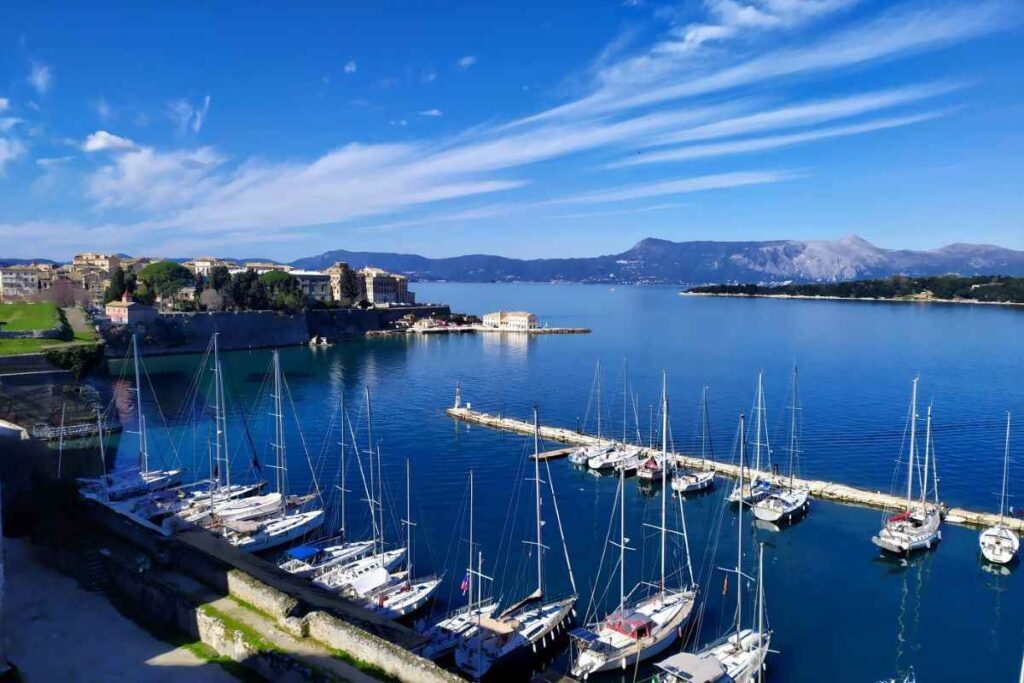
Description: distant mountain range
xmin=290 ymin=235 xmax=1024 ymax=285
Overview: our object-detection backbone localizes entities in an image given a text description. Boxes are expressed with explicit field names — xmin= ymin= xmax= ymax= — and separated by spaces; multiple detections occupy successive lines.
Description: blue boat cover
xmin=286 ymin=544 xmax=320 ymax=560
xmin=569 ymin=628 xmax=600 ymax=643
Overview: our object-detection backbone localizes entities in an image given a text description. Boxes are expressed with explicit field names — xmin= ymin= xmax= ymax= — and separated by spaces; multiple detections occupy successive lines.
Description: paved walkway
xmin=6 ymin=539 xmax=236 ymax=683
xmin=61 ymin=306 xmax=97 ymax=340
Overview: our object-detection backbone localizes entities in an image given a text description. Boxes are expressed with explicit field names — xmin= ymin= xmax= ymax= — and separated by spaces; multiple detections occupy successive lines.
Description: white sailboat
xmin=316 ymin=387 xmax=407 ymax=594
xmin=280 ymin=394 xmax=376 ymax=577
xmin=979 ymin=412 xmax=1019 ymax=565
xmin=360 ymin=459 xmax=441 ymax=619
xmin=727 ymin=373 xmax=772 ymax=506
xmin=222 ymin=350 xmax=324 ymax=552
xmin=671 ymin=385 xmax=716 ymax=494
xmin=419 ymin=471 xmax=498 ymax=660
xmin=79 ymin=334 xmax=182 ymax=500
xmin=753 ymin=365 xmax=809 ymax=524
xmin=655 ymin=413 xmax=772 ymax=683
xmin=571 ymin=376 xmax=697 ymax=679
xmin=454 ymin=407 xmax=578 ymax=679
xmin=570 ymin=361 xmax=614 ymax=466
xmin=590 ymin=368 xmax=643 ymax=473
xmin=872 ymin=378 xmax=941 ymax=555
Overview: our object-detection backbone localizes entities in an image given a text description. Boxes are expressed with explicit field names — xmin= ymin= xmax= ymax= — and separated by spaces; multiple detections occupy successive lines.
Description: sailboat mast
xmin=789 ymin=365 xmax=798 ymax=491
xmin=921 ymin=404 xmax=932 ymax=506
xmin=533 ymin=407 xmax=543 ymax=598
xmin=468 ymin=470 xmax=474 ymax=613
xmin=754 ymin=373 xmax=764 ymax=474
xmin=97 ymin=405 xmax=109 ymax=502
xmin=660 ymin=372 xmax=668 ymax=595
xmin=701 ymin=386 xmax=709 ymax=467
xmin=340 ymin=392 xmax=346 ymax=539
xmin=619 ymin=462 xmax=626 ymax=617
xmin=907 ymin=378 xmax=918 ymax=511
xmin=756 ymin=542 xmax=765 ymax=676
xmin=596 ymin=361 xmax=602 ymax=442
xmin=273 ymin=350 xmax=287 ymax=514
xmin=405 ymin=458 xmax=412 ymax=582
xmin=365 ymin=387 xmax=378 ymax=560
xmin=737 ymin=414 xmax=746 ymax=643
xmin=1001 ymin=412 xmax=1011 ymax=524
xmin=132 ymin=334 xmax=148 ymax=477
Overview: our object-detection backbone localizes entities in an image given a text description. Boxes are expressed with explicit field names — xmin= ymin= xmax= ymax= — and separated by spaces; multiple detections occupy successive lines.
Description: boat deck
xmin=446 ymin=406 xmax=1023 ymax=532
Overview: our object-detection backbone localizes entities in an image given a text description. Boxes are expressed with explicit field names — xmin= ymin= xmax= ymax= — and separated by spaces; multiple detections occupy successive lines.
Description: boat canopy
xmin=569 ymin=627 xmax=600 ymax=643
xmin=286 ymin=544 xmax=320 ymax=560
xmin=655 ymin=652 xmax=729 ymax=683
xmin=606 ymin=611 xmax=655 ymax=638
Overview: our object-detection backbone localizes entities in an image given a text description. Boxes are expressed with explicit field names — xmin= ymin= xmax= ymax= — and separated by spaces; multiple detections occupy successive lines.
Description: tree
xmin=138 ymin=261 xmax=196 ymax=300
xmin=228 ymin=270 xmax=269 ymax=310
xmin=199 ymin=288 xmax=226 ymax=311
xmin=104 ymin=266 xmax=128 ymax=303
xmin=47 ymin=279 xmax=83 ymax=308
xmin=260 ymin=271 xmax=305 ymax=312
xmin=340 ymin=269 xmax=360 ymax=304
xmin=209 ymin=265 xmax=231 ymax=292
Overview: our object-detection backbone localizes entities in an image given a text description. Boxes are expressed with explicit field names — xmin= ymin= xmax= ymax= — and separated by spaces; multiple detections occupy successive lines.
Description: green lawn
xmin=0 ymin=338 xmax=70 ymax=355
xmin=0 ymin=302 xmax=60 ymax=331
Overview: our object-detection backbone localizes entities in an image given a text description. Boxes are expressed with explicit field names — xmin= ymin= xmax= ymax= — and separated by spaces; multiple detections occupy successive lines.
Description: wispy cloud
xmin=27 ymin=62 xmax=52 ymax=95
xmin=93 ymin=96 xmax=114 ymax=122
xmin=608 ymin=111 xmax=948 ymax=167
xmin=457 ymin=55 xmax=478 ymax=69
xmin=552 ymin=170 xmax=797 ymax=204
xmin=418 ymin=109 xmax=443 ymax=117
xmin=82 ymin=130 xmax=137 ymax=152
xmin=0 ymin=118 xmax=23 ymax=134
xmin=0 ymin=98 xmax=9 ymax=112
xmin=344 ymin=60 xmax=357 ymax=74
xmin=545 ymin=202 xmax=688 ymax=220
xmin=168 ymin=95 xmax=211 ymax=134
xmin=0 ymin=138 xmax=26 ymax=173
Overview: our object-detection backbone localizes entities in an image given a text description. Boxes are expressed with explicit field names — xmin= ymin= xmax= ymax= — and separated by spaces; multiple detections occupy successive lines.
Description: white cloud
xmin=457 ymin=55 xmax=478 ymax=69
xmin=27 ymin=62 xmax=52 ymax=95
xmin=82 ymin=130 xmax=137 ymax=152
xmin=87 ymin=145 xmax=224 ymax=211
xmin=0 ymin=98 xmax=9 ymax=112
xmin=609 ymin=111 xmax=948 ymax=167
xmin=0 ymin=138 xmax=26 ymax=174
xmin=344 ymin=60 xmax=357 ymax=74
xmin=553 ymin=170 xmax=796 ymax=204
xmin=418 ymin=109 xmax=443 ymax=117
xmin=168 ymin=95 xmax=212 ymax=134
xmin=0 ymin=118 xmax=23 ymax=133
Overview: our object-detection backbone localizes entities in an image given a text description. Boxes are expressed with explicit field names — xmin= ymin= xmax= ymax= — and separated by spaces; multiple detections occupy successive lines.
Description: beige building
xmin=0 ymin=266 xmax=41 ymax=302
xmin=359 ymin=267 xmax=415 ymax=305
xmin=482 ymin=311 xmax=538 ymax=330
xmin=184 ymin=256 xmax=238 ymax=278
xmin=324 ymin=261 xmax=356 ymax=302
xmin=242 ymin=261 xmax=292 ymax=275
xmin=73 ymin=252 xmax=121 ymax=272
xmin=68 ymin=268 xmax=111 ymax=307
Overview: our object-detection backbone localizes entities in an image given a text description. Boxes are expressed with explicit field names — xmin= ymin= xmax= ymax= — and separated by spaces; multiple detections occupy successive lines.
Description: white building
xmin=482 ymin=311 xmax=538 ymax=330
xmin=0 ymin=266 xmax=41 ymax=302
xmin=359 ymin=267 xmax=415 ymax=305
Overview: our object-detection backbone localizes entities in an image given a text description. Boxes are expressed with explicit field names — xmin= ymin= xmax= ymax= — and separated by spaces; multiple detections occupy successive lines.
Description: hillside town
xmin=0 ymin=254 xmax=416 ymax=310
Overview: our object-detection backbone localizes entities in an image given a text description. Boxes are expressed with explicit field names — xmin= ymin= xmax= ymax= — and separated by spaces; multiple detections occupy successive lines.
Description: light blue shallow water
xmin=112 ymin=283 xmax=1024 ymax=681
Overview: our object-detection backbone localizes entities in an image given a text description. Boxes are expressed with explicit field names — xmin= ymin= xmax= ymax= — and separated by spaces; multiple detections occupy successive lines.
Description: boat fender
xmin=531 ymin=643 xmax=536 ymax=654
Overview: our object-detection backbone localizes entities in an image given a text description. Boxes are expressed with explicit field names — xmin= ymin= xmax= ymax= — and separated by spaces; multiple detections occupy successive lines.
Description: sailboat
xmin=79 ymin=334 xmax=182 ymax=500
xmin=222 ymin=350 xmax=324 ymax=552
xmin=872 ymin=378 xmax=942 ymax=555
xmin=570 ymin=362 xmax=616 ymax=466
xmin=979 ymin=412 xmax=1020 ymax=565
xmin=655 ymin=413 xmax=771 ymax=683
xmin=279 ymin=394 xmax=375 ymax=577
xmin=753 ymin=365 xmax=810 ymax=523
xmin=671 ymin=385 xmax=716 ymax=494
xmin=589 ymin=367 xmax=642 ymax=473
xmin=419 ymin=471 xmax=498 ymax=660
xmin=454 ymin=407 xmax=578 ymax=679
xmin=727 ymin=373 xmax=772 ymax=506
xmin=570 ymin=376 xmax=697 ymax=679
xmin=359 ymin=459 xmax=441 ymax=619
xmin=316 ymin=387 xmax=407 ymax=595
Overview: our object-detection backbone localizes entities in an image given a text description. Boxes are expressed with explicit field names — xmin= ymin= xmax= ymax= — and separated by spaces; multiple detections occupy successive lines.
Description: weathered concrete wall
xmin=103 ymin=305 xmax=451 ymax=356
xmin=307 ymin=611 xmax=463 ymax=683
xmin=226 ymin=568 xmax=300 ymax=621
xmin=307 ymin=305 xmax=449 ymax=341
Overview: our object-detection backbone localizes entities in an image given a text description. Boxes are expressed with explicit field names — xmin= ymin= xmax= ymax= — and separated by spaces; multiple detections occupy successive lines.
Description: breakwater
xmin=446 ymin=405 xmax=1023 ymax=533
xmin=103 ymin=305 xmax=450 ymax=356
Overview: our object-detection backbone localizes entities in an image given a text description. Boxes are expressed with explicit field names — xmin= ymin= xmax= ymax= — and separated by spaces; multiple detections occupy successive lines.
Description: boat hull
xmin=230 ymin=510 xmax=325 ymax=553
xmin=752 ymin=489 xmax=809 ymax=523
xmin=872 ymin=508 xmax=942 ymax=555
xmin=979 ymin=525 xmax=1020 ymax=565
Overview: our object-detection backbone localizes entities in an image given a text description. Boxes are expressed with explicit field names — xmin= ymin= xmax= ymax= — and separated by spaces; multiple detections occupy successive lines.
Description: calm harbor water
xmin=110 ymin=283 xmax=1024 ymax=681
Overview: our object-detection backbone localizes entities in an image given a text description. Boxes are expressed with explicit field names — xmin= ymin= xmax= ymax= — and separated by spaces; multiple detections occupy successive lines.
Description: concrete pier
xmin=446 ymin=406 xmax=1024 ymax=533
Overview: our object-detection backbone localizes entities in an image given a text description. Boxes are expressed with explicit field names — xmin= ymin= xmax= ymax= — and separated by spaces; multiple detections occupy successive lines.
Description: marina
xmin=446 ymin=403 xmax=1023 ymax=533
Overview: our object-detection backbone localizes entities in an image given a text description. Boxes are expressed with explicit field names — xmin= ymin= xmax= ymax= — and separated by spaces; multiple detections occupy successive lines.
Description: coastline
xmin=680 ymin=291 xmax=1024 ymax=308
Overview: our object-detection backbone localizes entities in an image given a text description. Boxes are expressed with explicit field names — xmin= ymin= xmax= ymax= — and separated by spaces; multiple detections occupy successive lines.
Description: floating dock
xmin=446 ymin=405 xmax=1024 ymax=533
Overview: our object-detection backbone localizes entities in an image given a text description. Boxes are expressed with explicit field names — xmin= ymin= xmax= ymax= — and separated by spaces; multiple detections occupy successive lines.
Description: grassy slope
xmin=0 ymin=302 xmax=60 ymax=330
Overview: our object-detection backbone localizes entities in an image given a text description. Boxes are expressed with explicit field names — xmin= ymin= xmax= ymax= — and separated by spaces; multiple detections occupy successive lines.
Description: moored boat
xmin=979 ymin=412 xmax=1020 ymax=565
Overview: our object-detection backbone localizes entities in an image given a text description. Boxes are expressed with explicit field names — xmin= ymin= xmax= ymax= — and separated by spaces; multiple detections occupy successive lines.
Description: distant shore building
xmin=242 ymin=261 xmax=292 ymax=275
xmin=482 ymin=311 xmax=538 ymax=330
xmin=105 ymin=292 xmax=158 ymax=326
xmin=0 ymin=265 xmax=41 ymax=302
xmin=359 ymin=267 xmax=415 ymax=305
xmin=184 ymin=256 xmax=238 ymax=278
xmin=325 ymin=261 xmax=356 ymax=302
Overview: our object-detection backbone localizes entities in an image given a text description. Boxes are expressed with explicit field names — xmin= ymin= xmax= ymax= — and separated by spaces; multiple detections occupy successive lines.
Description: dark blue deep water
xmin=113 ymin=283 xmax=1024 ymax=682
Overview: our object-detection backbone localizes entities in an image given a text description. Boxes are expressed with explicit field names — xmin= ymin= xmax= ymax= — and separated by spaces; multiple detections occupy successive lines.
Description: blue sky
xmin=1 ymin=0 xmax=1022 ymax=260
